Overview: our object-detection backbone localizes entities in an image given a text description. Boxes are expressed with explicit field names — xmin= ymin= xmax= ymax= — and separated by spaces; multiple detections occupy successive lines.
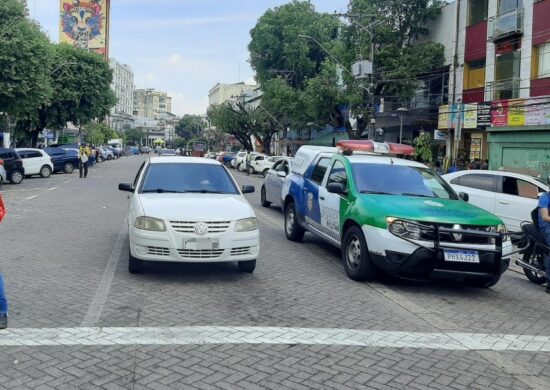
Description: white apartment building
xmin=208 ymin=82 xmax=257 ymax=106
xmin=108 ymin=58 xmax=135 ymax=131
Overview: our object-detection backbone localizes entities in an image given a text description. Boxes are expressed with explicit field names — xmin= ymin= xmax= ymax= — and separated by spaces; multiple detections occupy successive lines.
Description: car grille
xmin=177 ymin=249 xmax=225 ymax=259
xmin=147 ymin=246 xmax=170 ymax=256
xmin=421 ymin=224 xmax=493 ymax=245
xmin=170 ymin=221 xmax=231 ymax=234
xmin=230 ymin=247 xmax=253 ymax=256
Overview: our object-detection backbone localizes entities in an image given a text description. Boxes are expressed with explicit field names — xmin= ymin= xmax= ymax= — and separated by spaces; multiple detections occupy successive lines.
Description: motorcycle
xmin=515 ymin=208 xmax=548 ymax=284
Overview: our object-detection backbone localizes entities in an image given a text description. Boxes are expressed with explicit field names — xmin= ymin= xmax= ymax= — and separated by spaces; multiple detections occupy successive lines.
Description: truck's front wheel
xmin=342 ymin=226 xmax=376 ymax=281
xmin=284 ymin=202 xmax=305 ymax=242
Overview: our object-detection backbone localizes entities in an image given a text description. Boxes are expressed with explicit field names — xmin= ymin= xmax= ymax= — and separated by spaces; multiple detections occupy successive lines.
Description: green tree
xmin=175 ymin=115 xmax=204 ymax=140
xmin=413 ymin=130 xmax=434 ymax=163
xmin=0 ymin=0 xmax=52 ymax=132
xmin=207 ymin=103 xmax=257 ymax=151
xmin=124 ymin=128 xmax=145 ymax=145
xmin=83 ymin=122 xmax=117 ymax=145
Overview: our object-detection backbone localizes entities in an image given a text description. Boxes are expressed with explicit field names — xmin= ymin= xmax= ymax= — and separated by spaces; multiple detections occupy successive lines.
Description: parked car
xmin=0 ymin=148 xmax=25 ymax=184
xmin=103 ymin=145 xmax=120 ymax=159
xmin=442 ymin=170 xmax=549 ymax=233
xmin=231 ymin=151 xmax=247 ymax=169
xmin=15 ymin=148 xmax=54 ymax=178
xmin=99 ymin=147 xmax=115 ymax=161
xmin=0 ymin=161 xmax=6 ymax=188
xmin=44 ymin=147 xmax=79 ymax=174
xmin=217 ymin=152 xmax=236 ymax=167
xmin=206 ymin=151 xmax=217 ymax=159
xmin=261 ymin=157 xmax=293 ymax=209
xmin=140 ymin=146 xmax=152 ymax=155
xmin=118 ymin=157 xmax=259 ymax=273
xmin=249 ymin=155 xmax=284 ymax=176
xmin=159 ymin=149 xmax=177 ymax=156
xmin=282 ymin=142 xmax=511 ymax=287
xmin=238 ymin=152 xmax=260 ymax=172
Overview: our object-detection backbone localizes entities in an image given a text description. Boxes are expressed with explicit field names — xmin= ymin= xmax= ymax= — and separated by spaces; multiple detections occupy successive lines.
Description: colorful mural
xmin=59 ymin=0 xmax=110 ymax=58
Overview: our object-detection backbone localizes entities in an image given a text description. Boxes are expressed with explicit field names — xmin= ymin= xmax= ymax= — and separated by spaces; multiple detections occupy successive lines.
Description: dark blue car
xmin=44 ymin=147 xmax=79 ymax=174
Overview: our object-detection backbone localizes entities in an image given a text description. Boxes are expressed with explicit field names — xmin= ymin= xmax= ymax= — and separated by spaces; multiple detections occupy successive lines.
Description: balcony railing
xmin=488 ymin=8 xmax=523 ymax=40
xmin=486 ymin=78 xmax=520 ymax=100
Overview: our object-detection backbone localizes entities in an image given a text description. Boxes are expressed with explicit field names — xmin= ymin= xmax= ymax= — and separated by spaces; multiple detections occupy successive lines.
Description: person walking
xmin=537 ymin=189 xmax=550 ymax=294
xmin=79 ymin=143 xmax=91 ymax=178
xmin=0 ymin=192 xmax=8 ymax=329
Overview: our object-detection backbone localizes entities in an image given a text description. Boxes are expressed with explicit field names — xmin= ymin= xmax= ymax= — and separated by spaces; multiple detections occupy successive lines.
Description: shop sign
xmin=463 ymin=104 xmax=478 ymax=129
xmin=477 ymin=102 xmax=492 ymax=127
xmin=491 ymin=100 xmax=509 ymax=127
xmin=434 ymin=130 xmax=448 ymax=140
xmin=525 ymin=98 xmax=550 ymax=125
xmin=438 ymin=105 xmax=451 ymax=129
xmin=508 ymin=99 xmax=525 ymax=126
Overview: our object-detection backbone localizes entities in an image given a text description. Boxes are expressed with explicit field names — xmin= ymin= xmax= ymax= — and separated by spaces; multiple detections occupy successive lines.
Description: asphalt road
xmin=0 ymin=155 xmax=549 ymax=390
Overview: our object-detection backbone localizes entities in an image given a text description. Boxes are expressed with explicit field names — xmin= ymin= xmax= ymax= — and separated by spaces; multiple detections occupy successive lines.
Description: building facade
xmin=108 ymin=58 xmax=135 ymax=132
xmin=208 ymin=82 xmax=257 ymax=106
xmin=134 ymin=89 xmax=173 ymax=118
xmin=436 ymin=0 xmax=550 ymax=177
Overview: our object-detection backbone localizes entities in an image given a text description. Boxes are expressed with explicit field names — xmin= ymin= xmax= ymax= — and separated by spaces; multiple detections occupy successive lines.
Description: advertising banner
xmin=491 ymin=100 xmax=509 ymax=127
xmin=477 ymin=102 xmax=492 ymax=127
xmin=434 ymin=130 xmax=448 ymax=141
xmin=525 ymin=98 xmax=550 ymax=126
xmin=438 ymin=105 xmax=450 ymax=129
xmin=507 ymin=99 xmax=525 ymax=127
xmin=450 ymin=104 xmax=464 ymax=129
xmin=463 ymin=104 xmax=478 ymax=129
xmin=59 ymin=0 xmax=110 ymax=58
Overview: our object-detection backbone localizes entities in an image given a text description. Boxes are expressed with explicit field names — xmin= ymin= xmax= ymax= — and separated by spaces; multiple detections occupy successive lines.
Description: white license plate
xmin=184 ymin=238 xmax=218 ymax=250
xmin=443 ymin=250 xmax=480 ymax=263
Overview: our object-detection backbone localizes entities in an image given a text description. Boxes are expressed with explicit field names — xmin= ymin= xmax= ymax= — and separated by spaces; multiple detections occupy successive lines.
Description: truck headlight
xmin=386 ymin=217 xmax=422 ymax=240
xmin=490 ymin=224 xmax=509 ymax=242
xmin=235 ymin=217 xmax=258 ymax=232
xmin=134 ymin=216 xmax=166 ymax=232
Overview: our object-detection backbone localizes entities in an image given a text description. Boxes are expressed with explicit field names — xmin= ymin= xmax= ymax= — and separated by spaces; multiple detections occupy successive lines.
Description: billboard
xmin=59 ymin=0 xmax=110 ymax=58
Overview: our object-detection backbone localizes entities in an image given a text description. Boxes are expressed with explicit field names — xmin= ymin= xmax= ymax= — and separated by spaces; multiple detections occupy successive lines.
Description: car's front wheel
xmin=238 ymin=260 xmax=256 ymax=273
xmin=9 ymin=169 xmax=23 ymax=184
xmin=284 ymin=202 xmax=305 ymax=242
xmin=107 ymin=155 xmax=112 ymax=160
xmin=262 ymin=169 xmax=269 ymax=178
xmin=128 ymin=248 xmax=144 ymax=274
xmin=342 ymin=226 xmax=376 ymax=281
xmin=64 ymin=162 xmax=74 ymax=174
xmin=97 ymin=156 xmax=104 ymax=163
xmin=261 ymin=186 xmax=271 ymax=208
xmin=40 ymin=165 xmax=52 ymax=178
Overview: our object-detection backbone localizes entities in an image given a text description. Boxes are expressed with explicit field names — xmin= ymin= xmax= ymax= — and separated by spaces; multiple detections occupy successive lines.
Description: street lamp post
xmin=396 ymin=107 xmax=408 ymax=144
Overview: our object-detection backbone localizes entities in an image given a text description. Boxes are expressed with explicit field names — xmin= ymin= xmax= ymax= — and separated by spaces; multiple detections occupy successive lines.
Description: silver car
xmin=260 ymin=157 xmax=292 ymax=209
xmin=0 ymin=163 xmax=6 ymax=188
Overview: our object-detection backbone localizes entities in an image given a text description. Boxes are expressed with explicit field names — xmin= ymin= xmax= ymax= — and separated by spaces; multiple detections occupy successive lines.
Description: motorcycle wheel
xmin=522 ymin=251 xmax=547 ymax=284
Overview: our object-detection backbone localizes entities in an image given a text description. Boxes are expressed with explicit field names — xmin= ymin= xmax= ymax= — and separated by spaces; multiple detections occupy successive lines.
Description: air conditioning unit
xmin=351 ymin=60 xmax=373 ymax=79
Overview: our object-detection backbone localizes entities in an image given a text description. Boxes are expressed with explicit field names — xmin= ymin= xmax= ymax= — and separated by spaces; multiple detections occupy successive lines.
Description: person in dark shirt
xmin=537 ymin=190 xmax=550 ymax=294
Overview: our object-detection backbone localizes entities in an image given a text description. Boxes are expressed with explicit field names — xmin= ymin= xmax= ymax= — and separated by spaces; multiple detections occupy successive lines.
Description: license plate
xmin=184 ymin=238 xmax=218 ymax=250
xmin=443 ymin=250 xmax=479 ymax=263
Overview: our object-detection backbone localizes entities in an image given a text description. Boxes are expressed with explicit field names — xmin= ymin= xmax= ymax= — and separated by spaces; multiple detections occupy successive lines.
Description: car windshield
xmin=140 ymin=163 xmax=238 ymax=194
xmin=351 ymin=163 xmax=458 ymax=200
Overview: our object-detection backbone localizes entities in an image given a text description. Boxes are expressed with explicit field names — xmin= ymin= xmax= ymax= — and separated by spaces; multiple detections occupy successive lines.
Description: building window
xmin=538 ymin=43 xmax=550 ymax=78
xmin=498 ymin=0 xmax=522 ymax=14
xmin=464 ymin=60 xmax=486 ymax=89
xmin=468 ymin=0 xmax=488 ymax=26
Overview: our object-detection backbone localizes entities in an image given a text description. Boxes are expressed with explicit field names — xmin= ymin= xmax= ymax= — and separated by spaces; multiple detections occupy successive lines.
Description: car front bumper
xmin=129 ymin=225 xmax=260 ymax=263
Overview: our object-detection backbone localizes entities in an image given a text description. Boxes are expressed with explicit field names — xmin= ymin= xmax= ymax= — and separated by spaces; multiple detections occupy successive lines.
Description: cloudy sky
xmin=29 ymin=0 xmax=349 ymax=116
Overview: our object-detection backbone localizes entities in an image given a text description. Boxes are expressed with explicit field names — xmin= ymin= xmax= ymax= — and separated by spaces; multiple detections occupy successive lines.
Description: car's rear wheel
xmin=97 ymin=156 xmax=104 ymax=163
xmin=107 ymin=155 xmax=112 ymax=160
xmin=342 ymin=226 xmax=376 ymax=281
xmin=238 ymin=260 xmax=256 ymax=273
xmin=248 ymin=167 xmax=255 ymax=174
xmin=64 ymin=162 xmax=74 ymax=174
xmin=284 ymin=202 xmax=305 ymax=242
xmin=261 ymin=186 xmax=271 ymax=208
xmin=40 ymin=165 xmax=52 ymax=178
xmin=9 ymin=169 xmax=23 ymax=184
xmin=128 ymin=248 xmax=144 ymax=274
xmin=238 ymin=164 xmax=244 ymax=172
xmin=465 ymin=274 xmax=501 ymax=288
xmin=262 ymin=169 xmax=269 ymax=178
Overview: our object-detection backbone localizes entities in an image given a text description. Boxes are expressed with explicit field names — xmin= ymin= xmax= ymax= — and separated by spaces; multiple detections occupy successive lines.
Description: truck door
xmin=319 ymin=160 xmax=349 ymax=243
xmin=303 ymin=157 xmax=331 ymax=229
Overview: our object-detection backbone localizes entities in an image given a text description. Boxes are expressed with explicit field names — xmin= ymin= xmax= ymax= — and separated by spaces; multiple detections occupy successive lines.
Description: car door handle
xmin=499 ymin=200 xmax=509 ymax=205
xmin=319 ymin=196 xmax=325 ymax=200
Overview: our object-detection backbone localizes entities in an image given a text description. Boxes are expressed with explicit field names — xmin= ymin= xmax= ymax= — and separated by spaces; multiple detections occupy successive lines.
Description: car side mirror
xmin=327 ymin=182 xmax=347 ymax=195
xmin=276 ymin=171 xmax=287 ymax=178
xmin=241 ymin=185 xmax=255 ymax=194
xmin=459 ymin=192 xmax=469 ymax=202
xmin=118 ymin=183 xmax=134 ymax=193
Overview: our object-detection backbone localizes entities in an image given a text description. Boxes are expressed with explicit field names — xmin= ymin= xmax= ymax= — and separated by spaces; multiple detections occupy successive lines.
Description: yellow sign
xmin=438 ymin=105 xmax=450 ymax=129
xmin=507 ymin=99 xmax=525 ymax=127
xmin=59 ymin=0 xmax=110 ymax=58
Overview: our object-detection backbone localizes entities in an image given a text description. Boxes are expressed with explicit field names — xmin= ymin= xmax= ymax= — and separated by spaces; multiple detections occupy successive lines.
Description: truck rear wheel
xmin=342 ymin=226 xmax=376 ymax=281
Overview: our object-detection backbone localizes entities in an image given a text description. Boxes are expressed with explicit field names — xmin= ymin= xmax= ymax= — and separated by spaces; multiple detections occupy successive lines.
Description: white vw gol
xmin=119 ymin=157 xmax=260 ymax=274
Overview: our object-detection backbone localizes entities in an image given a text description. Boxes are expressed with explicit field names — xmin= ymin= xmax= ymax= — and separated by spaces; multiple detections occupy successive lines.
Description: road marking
xmin=81 ymin=219 xmax=128 ymax=327
xmin=0 ymin=326 xmax=549 ymax=351
xmin=26 ymin=195 xmax=37 ymax=200
xmin=48 ymin=187 xmax=57 ymax=191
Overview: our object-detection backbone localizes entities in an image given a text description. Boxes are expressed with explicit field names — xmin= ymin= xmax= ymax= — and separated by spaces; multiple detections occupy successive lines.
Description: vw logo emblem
xmin=194 ymin=222 xmax=208 ymax=236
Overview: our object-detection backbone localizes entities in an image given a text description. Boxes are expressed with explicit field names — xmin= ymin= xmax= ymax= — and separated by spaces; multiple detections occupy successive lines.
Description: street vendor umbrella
xmin=153 ymin=138 xmax=166 ymax=145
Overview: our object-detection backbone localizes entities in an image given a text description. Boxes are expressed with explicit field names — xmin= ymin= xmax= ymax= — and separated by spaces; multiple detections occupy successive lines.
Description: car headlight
xmin=235 ymin=217 xmax=258 ymax=232
xmin=134 ymin=216 xmax=166 ymax=232
xmin=386 ymin=217 xmax=422 ymax=240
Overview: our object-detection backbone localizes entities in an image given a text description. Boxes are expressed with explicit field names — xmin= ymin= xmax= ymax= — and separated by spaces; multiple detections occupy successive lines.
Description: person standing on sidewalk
xmin=0 ymin=192 xmax=8 ymax=329
xmin=79 ymin=143 xmax=91 ymax=178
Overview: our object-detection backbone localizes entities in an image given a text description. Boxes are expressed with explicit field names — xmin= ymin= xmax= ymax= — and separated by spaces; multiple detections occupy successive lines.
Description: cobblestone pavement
xmin=1 ymin=156 xmax=549 ymax=389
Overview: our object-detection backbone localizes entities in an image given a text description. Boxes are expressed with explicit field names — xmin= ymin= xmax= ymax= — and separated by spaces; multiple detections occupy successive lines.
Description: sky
xmin=29 ymin=0 xmax=349 ymax=116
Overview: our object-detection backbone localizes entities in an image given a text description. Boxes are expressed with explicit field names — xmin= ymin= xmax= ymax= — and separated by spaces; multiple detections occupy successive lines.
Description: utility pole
xmin=451 ymin=0 xmax=462 ymax=168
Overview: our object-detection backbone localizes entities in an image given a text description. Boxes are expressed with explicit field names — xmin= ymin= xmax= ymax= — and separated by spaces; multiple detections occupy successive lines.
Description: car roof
xmin=15 ymin=148 xmax=43 ymax=152
xmin=443 ymin=169 xmax=548 ymax=185
xmin=345 ymin=154 xmax=428 ymax=168
xmin=149 ymin=156 xmax=221 ymax=165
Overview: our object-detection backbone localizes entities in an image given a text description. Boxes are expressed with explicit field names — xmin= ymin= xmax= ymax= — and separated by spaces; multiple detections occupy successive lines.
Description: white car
xmin=442 ymin=170 xmax=549 ymax=232
xmin=237 ymin=152 xmax=260 ymax=172
xmin=231 ymin=151 xmax=247 ymax=169
xmin=249 ymin=155 xmax=284 ymax=176
xmin=99 ymin=147 xmax=115 ymax=160
xmin=118 ymin=157 xmax=260 ymax=273
xmin=15 ymin=148 xmax=54 ymax=178
xmin=261 ymin=157 xmax=292 ymax=209
xmin=0 ymin=164 xmax=6 ymax=188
